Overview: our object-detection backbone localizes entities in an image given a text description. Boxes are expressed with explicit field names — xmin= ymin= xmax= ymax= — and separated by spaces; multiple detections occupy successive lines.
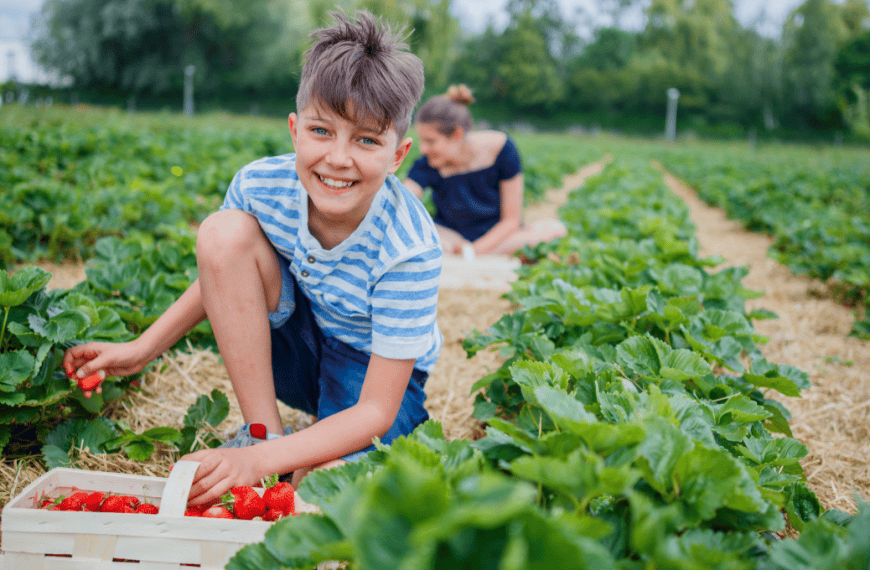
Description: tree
xmin=637 ymin=0 xmax=740 ymax=112
xmin=496 ymin=10 xmax=566 ymax=110
xmin=780 ymin=0 xmax=844 ymax=124
xmin=834 ymin=30 xmax=870 ymax=138
xmin=31 ymin=0 xmax=293 ymax=98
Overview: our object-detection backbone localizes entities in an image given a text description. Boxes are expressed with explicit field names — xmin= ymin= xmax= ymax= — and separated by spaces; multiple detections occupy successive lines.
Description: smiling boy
xmin=63 ymin=10 xmax=441 ymax=504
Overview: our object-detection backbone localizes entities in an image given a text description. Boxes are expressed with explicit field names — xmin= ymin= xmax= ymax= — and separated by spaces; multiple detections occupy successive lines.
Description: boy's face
xmin=289 ymin=102 xmax=412 ymax=229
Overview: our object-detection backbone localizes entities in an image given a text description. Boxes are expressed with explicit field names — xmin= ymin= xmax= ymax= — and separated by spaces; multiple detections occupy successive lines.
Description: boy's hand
xmin=180 ymin=447 xmax=262 ymax=506
xmin=63 ymin=341 xmax=151 ymax=387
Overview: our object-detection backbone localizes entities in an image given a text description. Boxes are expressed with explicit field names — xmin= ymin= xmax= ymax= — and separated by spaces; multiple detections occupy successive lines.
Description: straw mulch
xmin=662 ymin=168 xmax=870 ymax=514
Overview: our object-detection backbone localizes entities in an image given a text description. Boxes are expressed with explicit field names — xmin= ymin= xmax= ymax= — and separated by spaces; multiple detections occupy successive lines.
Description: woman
xmin=404 ymin=85 xmax=567 ymax=256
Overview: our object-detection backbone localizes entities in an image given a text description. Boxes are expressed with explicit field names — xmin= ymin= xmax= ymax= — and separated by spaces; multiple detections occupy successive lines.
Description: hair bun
xmin=445 ymin=84 xmax=475 ymax=105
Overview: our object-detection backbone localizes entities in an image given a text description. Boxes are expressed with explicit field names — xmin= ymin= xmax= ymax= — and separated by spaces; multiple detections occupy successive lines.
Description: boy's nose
xmin=325 ymin=141 xmax=354 ymax=168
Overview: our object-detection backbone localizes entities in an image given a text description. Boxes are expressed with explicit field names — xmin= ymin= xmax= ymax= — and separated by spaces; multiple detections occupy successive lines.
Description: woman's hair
xmin=296 ymin=10 xmax=424 ymax=139
xmin=414 ymin=84 xmax=476 ymax=136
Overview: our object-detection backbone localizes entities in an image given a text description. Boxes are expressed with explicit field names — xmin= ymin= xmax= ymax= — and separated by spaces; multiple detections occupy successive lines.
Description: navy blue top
xmin=407 ymin=137 xmax=522 ymax=242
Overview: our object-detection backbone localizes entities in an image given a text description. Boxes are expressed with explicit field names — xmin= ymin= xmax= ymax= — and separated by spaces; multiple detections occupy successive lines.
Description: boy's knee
xmin=197 ymin=210 xmax=261 ymax=259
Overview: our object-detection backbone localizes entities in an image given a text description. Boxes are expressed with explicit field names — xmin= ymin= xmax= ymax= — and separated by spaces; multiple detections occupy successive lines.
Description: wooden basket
xmin=0 ymin=460 xmax=320 ymax=570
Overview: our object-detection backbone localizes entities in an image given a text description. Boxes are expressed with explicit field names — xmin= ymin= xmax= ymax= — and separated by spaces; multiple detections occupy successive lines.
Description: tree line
xmin=28 ymin=0 xmax=870 ymax=139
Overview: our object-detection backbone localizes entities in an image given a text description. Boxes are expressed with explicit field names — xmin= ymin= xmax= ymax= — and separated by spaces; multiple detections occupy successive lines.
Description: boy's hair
xmin=297 ymin=10 xmax=424 ymax=139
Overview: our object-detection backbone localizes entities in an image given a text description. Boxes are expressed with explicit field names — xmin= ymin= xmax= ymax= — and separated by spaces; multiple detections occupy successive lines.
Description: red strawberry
xmin=76 ymin=370 xmax=106 ymax=398
xmin=263 ymin=508 xmax=286 ymax=521
xmin=135 ymin=503 xmax=159 ymax=515
xmin=221 ymin=486 xmax=266 ymax=521
xmin=83 ymin=491 xmax=106 ymax=511
xmin=121 ymin=495 xmax=141 ymax=509
xmin=202 ymin=505 xmax=234 ymax=519
xmin=101 ymin=495 xmax=131 ymax=513
xmin=37 ymin=497 xmax=57 ymax=509
xmin=58 ymin=492 xmax=88 ymax=511
xmin=262 ymin=474 xmax=295 ymax=516
xmin=184 ymin=506 xmax=203 ymax=517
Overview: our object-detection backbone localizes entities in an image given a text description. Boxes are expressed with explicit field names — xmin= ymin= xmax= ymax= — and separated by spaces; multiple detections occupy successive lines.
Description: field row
xmin=2 ymin=106 xmax=869 ymax=567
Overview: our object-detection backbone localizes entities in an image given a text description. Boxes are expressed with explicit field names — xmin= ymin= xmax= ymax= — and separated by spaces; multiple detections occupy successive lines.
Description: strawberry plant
xmin=657 ymin=146 xmax=870 ymax=339
xmin=224 ymin=159 xmax=870 ymax=569
xmin=0 ymin=264 xmax=228 ymax=468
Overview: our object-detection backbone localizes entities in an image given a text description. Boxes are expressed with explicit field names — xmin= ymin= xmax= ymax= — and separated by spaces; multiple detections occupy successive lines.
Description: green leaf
xmin=744 ymin=358 xmax=811 ymax=397
xmin=45 ymin=417 xmax=119 ymax=456
xmin=41 ymin=309 xmax=92 ymax=343
xmin=122 ymin=438 xmax=156 ymax=461
xmin=509 ymin=449 xmax=639 ymax=508
xmin=42 ymin=443 xmax=72 ymax=469
xmin=0 ymin=266 xmax=51 ymax=307
xmin=183 ymin=388 xmax=230 ymax=428
xmin=0 ymin=350 xmax=35 ymax=391
xmin=716 ymin=395 xmax=773 ymax=425
xmin=225 ymin=542 xmax=288 ymax=570
xmin=635 ymin=417 xmax=694 ymax=496
xmin=141 ymin=426 xmax=182 ymax=443
xmin=659 ymin=349 xmax=711 ymax=382
xmin=0 ymin=424 xmax=11 ymax=454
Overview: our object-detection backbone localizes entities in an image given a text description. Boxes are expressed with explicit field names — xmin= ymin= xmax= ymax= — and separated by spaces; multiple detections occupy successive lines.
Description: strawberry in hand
xmin=65 ymin=361 xmax=107 ymax=399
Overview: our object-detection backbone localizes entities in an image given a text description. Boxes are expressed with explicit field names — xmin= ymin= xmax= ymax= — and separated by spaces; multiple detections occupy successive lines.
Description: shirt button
xmin=307 ymin=255 xmax=315 ymax=263
xmin=301 ymin=270 xmax=309 ymax=277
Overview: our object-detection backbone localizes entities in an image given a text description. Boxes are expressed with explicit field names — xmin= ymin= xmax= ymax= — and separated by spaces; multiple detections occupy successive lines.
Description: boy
xmin=63 ymin=10 xmax=441 ymax=506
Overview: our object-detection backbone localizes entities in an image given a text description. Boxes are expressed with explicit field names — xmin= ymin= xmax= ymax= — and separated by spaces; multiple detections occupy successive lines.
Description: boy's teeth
xmin=319 ymin=175 xmax=354 ymax=189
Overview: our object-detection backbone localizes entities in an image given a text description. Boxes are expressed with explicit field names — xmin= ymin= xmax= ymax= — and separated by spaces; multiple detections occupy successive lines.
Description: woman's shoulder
xmin=469 ymin=130 xmax=509 ymax=166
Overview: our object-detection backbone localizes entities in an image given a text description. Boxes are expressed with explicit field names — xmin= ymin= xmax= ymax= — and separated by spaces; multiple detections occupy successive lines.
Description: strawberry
xmin=76 ymin=370 xmax=106 ymax=398
xmin=101 ymin=495 xmax=131 ymax=513
xmin=121 ymin=495 xmax=141 ymax=509
xmin=37 ymin=497 xmax=57 ymax=509
xmin=262 ymin=474 xmax=295 ymax=516
xmin=263 ymin=508 xmax=286 ymax=521
xmin=202 ymin=505 xmax=234 ymax=519
xmin=83 ymin=491 xmax=106 ymax=511
xmin=221 ymin=486 xmax=266 ymax=521
xmin=57 ymin=492 xmax=88 ymax=511
xmin=135 ymin=503 xmax=159 ymax=515
xmin=184 ymin=506 xmax=203 ymax=517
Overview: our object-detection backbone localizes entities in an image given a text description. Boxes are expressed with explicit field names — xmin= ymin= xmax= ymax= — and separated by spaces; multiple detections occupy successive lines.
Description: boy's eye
xmin=359 ymin=136 xmax=379 ymax=145
xmin=312 ymin=127 xmax=328 ymax=135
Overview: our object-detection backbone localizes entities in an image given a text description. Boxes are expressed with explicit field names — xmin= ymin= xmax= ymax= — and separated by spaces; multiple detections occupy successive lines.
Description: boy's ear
xmin=288 ymin=113 xmax=298 ymax=148
xmin=388 ymin=136 xmax=414 ymax=175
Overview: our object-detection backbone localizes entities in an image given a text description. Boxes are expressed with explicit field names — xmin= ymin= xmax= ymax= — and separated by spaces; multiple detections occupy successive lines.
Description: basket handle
xmin=158 ymin=459 xmax=200 ymax=518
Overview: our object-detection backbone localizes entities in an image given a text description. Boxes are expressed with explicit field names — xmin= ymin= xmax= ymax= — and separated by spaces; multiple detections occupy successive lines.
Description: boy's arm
xmin=64 ymin=280 xmax=208 ymax=379
xmin=182 ymin=354 xmax=416 ymax=504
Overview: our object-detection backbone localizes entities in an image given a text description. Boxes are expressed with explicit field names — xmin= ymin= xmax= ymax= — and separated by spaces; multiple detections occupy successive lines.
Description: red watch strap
xmin=249 ymin=423 xmax=268 ymax=440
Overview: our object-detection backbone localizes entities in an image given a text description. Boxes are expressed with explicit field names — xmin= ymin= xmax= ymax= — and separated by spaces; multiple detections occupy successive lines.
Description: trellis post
xmin=665 ymin=88 xmax=680 ymax=141
xmin=184 ymin=65 xmax=196 ymax=116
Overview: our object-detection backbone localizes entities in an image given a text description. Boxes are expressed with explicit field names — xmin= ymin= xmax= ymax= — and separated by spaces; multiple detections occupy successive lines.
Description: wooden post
xmin=184 ymin=64 xmax=196 ymax=116
xmin=665 ymin=88 xmax=680 ymax=141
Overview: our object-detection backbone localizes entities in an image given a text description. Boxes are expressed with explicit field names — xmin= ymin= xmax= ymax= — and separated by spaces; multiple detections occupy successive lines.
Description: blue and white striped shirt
xmin=221 ymin=154 xmax=443 ymax=372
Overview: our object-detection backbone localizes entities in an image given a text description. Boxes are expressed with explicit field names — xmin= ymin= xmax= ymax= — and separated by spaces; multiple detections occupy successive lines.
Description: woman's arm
xmin=181 ymin=354 xmax=416 ymax=504
xmin=403 ymin=177 xmax=425 ymax=199
xmin=471 ymin=173 xmax=524 ymax=254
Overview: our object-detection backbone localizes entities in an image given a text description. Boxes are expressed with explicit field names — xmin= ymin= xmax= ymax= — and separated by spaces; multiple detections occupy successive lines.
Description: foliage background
xmin=14 ymin=0 xmax=870 ymax=141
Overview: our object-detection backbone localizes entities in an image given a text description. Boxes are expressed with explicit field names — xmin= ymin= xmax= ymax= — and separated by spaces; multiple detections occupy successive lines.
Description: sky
xmin=0 ymin=0 xmax=810 ymax=82
xmin=450 ymin=0 xmax=808 ymax=38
